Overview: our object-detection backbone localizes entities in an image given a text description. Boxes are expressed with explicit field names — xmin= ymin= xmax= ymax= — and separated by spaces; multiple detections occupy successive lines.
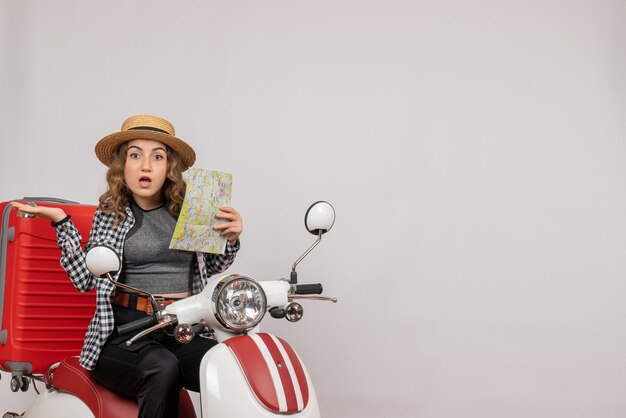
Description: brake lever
xmin=291 ymin=295 xmax=338 ymax=303
xmin=125 ymin=315 xmax=176 ymax=347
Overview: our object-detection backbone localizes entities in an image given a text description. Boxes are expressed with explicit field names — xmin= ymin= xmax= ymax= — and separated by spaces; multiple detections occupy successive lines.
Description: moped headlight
xmin=214 ymin=275 xmax=267 ymax=332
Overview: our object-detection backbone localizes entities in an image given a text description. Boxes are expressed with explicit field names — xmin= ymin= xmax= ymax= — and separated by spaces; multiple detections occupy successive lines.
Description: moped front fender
xmin=199 ymin=333 xmax=320 ymax=418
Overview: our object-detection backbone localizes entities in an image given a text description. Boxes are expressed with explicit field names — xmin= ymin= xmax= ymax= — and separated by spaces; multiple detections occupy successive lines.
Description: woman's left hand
xmin=213 ymin=206 xmax=243 ymax=245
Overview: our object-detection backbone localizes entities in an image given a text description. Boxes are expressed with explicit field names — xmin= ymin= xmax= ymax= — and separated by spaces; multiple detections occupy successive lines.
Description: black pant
xmin=90 ymin=306 xmax=217 ymax=418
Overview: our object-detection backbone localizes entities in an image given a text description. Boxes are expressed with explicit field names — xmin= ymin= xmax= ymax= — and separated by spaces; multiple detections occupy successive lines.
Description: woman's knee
xmin=139 ymin=347 xmax=181 ymax=387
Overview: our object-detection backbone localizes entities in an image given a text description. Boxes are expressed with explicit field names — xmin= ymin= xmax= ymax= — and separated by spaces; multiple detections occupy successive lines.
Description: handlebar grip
xmin=294 ymin=283 xmax=323 ymax=295
xmin=117 ymin=315 xmax=157 ymax=336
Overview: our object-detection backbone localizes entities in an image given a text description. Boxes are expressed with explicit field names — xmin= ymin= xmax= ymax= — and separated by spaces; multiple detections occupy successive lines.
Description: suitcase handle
xmin=20 ymin=197 xmax=80 ymax=205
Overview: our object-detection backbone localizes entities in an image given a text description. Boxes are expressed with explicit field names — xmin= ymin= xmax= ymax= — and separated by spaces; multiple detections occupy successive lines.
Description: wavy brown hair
xmin=98 ymin=142 xmax=187 ymax=226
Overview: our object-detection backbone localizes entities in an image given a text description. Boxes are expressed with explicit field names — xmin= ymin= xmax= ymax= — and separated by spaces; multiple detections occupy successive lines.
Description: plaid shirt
xmin=55 ymin=205 xmax=239 ymax=370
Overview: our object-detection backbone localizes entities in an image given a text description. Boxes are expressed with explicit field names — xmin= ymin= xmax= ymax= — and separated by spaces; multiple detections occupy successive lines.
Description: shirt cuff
xmin=225 ymin=239 xmax=241 ymax=255
xmin=51 ymin=215 xmax=71 ymax=227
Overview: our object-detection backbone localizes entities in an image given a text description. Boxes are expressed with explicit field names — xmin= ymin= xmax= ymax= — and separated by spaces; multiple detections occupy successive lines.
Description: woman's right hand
xmin=10 ymin=201 xmax=67 ymax=223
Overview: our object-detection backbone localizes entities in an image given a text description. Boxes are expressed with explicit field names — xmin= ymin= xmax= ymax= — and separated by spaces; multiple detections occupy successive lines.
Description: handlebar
xmin=115 ymin=281 xmax=330 ymax=341
xmin=117 ymin=315 xmax=157 ymax=336
xmin=294 ymin=283 xmax=323 ymax=295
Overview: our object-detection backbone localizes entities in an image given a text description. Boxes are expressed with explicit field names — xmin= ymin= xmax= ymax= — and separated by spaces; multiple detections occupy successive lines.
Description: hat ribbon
xmin=128 ymin=126 xmax=171 ymax=135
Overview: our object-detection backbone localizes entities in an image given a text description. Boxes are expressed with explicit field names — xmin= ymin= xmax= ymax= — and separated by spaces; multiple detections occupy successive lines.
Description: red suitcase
xmin=0 ymin=197 xmax=97 ymax=389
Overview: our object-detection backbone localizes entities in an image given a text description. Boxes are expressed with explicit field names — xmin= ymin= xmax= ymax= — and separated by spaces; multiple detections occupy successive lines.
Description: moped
xmin=2 ymin=201 xmax=337 ymax=418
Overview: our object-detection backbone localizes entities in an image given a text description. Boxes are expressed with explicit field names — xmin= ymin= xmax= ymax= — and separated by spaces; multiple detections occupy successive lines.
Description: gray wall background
xmin=1 ymin=1 xmax=625 ymax=417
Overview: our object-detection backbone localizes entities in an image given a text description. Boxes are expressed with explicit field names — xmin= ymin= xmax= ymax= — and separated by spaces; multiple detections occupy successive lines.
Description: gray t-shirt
xmin=118 ymin=202 xmax=194 ymax=294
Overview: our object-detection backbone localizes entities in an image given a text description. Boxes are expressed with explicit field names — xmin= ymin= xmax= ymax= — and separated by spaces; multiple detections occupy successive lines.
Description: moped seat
xmin=50 ymin=356 xmax=197 ymax=418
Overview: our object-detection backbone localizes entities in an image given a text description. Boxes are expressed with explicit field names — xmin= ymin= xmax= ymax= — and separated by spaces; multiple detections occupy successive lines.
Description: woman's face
xmin=123 ymin=139 xmax=168 ymax=210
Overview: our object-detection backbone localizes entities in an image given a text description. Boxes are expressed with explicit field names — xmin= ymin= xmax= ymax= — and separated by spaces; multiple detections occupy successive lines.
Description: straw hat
xmin=95 ymin=115 xmax=196 ymax=169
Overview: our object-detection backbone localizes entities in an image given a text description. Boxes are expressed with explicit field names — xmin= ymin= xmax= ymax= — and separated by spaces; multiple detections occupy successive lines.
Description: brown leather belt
xmin=111 ymin=292 xmax=178 ymax=315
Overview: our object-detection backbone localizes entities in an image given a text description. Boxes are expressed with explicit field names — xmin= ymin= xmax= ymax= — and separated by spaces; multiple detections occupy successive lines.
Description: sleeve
xmin=55 ymin=209 xmax=107 ymax=293
xmin=203 ymin=239 xmax=241 ymax=276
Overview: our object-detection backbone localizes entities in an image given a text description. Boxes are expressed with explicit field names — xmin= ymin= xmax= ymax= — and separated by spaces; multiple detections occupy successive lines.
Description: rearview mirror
xmin=85 ymin=245 xmax=121 ymax=277
xmin=291 ymin=201 xmax=335 ymax=284
xmin=304 ymin=201 xmax=335 ymax=235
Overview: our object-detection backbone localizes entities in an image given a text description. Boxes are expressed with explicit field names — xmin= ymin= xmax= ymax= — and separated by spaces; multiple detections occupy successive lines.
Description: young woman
xmin=11 ymin=115 xmax=243 ymax=418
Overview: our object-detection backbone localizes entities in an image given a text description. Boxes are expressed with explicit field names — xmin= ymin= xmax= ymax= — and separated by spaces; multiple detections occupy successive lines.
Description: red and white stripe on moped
xmin=224 ymin=333 xmax=310 ymax=413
